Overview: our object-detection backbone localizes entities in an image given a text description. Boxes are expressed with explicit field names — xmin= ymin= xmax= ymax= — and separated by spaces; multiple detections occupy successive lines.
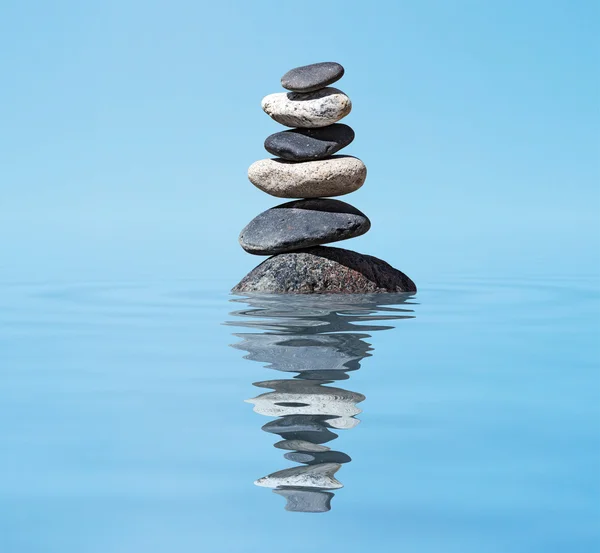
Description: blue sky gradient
xmin=1 ymin=0 xmax=598 ymax=283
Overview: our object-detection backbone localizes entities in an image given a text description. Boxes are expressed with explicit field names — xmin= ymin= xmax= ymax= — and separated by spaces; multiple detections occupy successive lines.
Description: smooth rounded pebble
xmin=248 ymin=156 xmax=366 ymax=199
xmin=238 ymin=199 xmax=370 ymax=255
xmin=262 ymin=87 xmax=351 ymax=128
xmin=264 ymin=124 xmax=355 ymax=161
xmin=231 ymin=246 xmax=417 ymax=294
xmin=281 ymin=62 xmax=345 ymax=93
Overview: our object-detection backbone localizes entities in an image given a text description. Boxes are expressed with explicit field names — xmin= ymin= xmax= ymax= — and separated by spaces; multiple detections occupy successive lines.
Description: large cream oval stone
xmin=261 ymin=87 xmax=352 ymax=128
xmin=248 ymin=155 xmax=366 ymax=198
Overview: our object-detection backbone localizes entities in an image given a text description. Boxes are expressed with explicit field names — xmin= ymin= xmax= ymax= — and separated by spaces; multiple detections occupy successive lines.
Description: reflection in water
xmin=227 ymin=293 xmax=415 ymax=513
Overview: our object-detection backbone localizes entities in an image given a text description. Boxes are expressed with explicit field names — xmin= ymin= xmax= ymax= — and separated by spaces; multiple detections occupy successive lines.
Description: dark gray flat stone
xmin=232 ymin=246 xmax=417 ymax=294
xmin=281 ymin=62 xmax=344 ymax=93
xmin=239 ymin=199 xmax=370 ymax=256
xmin=264 ymin=124 xmax=355 ymax=161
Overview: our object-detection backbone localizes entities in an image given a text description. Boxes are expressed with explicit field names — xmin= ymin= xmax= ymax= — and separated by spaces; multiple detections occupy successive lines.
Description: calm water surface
xmin=0 ymin=277 xmax=598 ymax=552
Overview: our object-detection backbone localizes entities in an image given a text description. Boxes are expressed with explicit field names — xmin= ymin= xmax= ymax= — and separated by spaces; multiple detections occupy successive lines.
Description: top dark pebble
xmin=281 ymin=62 xmax=345 ymax=93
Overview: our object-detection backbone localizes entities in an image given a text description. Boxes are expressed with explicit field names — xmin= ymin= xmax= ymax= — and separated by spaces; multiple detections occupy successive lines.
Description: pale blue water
xmin=0 ymin=277 xmax=598 ymax=552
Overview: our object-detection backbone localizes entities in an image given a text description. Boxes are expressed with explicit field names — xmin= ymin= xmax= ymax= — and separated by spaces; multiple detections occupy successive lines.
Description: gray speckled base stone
xmin=264 ymin=124 xmax=355 ymax=161
xmin=281 ymin=62 xmax=344 ymax=93
xmin=232 ymin=246 xmax=417 ymax=294
xmin=239 ymin=199 xmax=370 ymax=255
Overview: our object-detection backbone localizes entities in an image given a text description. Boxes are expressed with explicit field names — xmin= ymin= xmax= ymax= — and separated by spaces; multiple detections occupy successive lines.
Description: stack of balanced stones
xmin=232 ymin=62 xmax=416 ymax=294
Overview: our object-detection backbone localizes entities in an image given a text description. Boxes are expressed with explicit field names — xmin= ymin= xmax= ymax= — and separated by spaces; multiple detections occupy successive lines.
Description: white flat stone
xmin=248 ymin=156 xmax=366 ymax=198
xmin=261 ymin=87 xmax=351 ymax=128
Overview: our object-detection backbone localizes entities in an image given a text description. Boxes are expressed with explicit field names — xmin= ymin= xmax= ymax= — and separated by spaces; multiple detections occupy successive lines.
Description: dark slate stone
xmin=281 ymin=62 xmax=345 ymax=93
xmin=284 ymin=451 xmax=352 ymax=465
xmin=264 ymin=124 xmax=355 ymax=161
xmin=232 ymin=246 xmax=417 ymax=294
xmin=239 ymin=199 xmax=370 ymax=256
xmin=274 ymin=489 xmax=334 ymax=512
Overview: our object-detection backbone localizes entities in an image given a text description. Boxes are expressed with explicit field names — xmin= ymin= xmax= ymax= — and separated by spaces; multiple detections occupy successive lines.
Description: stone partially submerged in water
xmin=232 ymin=246 xmax=416 ymax=294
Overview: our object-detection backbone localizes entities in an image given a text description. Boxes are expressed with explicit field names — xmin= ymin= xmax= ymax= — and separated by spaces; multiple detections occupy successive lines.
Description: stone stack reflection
xmin=228 ymin=294 xmax=415 ymax=512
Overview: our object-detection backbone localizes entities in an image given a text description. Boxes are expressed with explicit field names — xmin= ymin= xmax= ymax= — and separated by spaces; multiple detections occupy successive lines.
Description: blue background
xmin=1 ymin=4 xmax=599 ymax=551
xmin=1 ymin=0 xmax=598 ymax=284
